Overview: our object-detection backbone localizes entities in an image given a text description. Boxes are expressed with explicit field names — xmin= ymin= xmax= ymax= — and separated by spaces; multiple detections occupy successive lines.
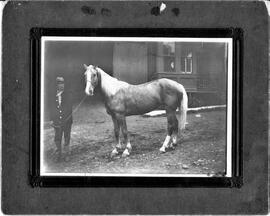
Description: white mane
xmin=95 ymin=66 xmax=129 ymax=97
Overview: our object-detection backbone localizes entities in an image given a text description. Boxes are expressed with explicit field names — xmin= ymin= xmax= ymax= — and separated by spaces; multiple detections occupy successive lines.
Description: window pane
xmin=164 ymin=56 xmax=175 ymax=72
xmin=186 ymin=57 xmax=192 ymax=73
xmin=163 ymin=42 xmax=175 ymax=72
xmin=163 ymin=42 xmax=175 ymax=55
xmin=181 ymin=51 xmax=193 ymax=73
xmin=181 ymin=57 xmax=185 ymax=72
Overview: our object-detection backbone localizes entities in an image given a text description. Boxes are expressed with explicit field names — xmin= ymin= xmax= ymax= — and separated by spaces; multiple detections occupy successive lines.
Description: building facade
xmin=113 ymin=42 xmax=228 ymax=106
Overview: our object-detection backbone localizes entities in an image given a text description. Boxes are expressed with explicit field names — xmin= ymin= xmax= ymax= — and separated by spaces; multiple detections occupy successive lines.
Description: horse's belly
xmin=126 ymin=104 xmax=160 ymax=116
xmin=125 ymin=92 xmax=161 ymax=116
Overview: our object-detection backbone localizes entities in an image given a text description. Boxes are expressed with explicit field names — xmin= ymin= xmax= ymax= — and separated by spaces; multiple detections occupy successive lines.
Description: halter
xmin=85 ymin=66 xmax=99 ymax=84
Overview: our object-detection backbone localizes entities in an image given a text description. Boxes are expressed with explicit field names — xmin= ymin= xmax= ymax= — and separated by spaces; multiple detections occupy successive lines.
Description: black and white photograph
xmin=3 ymin=0 xmax=270 ymax=214
xmin=40 ymin=36 xmax=233 ymax=177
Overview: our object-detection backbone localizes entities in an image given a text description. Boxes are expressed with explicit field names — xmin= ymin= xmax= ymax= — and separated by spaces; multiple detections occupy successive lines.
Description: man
xmin=50 ymin=77 xmax=73 ymax=161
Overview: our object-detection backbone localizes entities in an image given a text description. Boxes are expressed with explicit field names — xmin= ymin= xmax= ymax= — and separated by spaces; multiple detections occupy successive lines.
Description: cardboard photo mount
xmin=2 ymin=1 xmax=268 ymax=215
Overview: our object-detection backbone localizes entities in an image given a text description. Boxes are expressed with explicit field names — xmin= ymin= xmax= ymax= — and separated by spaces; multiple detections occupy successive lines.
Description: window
xmin=181 ymin=52 xmax=193 ymax=74
xmin=158 ymin=43 xmax=193 ymax=74
xmin=163 ymin=42 xmax=175 ymax=72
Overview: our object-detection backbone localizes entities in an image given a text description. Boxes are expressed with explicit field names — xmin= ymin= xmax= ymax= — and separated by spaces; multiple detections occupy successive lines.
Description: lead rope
xmin=67 ymin=95 xmax=88 ymax=121
xmin=52 ymin=94 xmax=88 ymax=128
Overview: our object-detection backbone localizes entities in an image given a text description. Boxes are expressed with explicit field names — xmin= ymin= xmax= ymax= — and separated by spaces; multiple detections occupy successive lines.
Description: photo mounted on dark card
xmin=30 ymin=28 xmax=242 ymax=187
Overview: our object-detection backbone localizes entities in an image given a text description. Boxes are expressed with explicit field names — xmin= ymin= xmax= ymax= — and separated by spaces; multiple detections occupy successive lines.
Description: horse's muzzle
xmin=85 ymin=88 xmax=94 ymax=96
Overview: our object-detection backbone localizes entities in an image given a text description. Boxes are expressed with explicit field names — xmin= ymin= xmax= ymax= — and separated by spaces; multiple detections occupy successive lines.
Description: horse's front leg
xmin=118 ymin=115 xmax=131 ymax=157
xmin=111 ymin=115 xmax=121 ymax=157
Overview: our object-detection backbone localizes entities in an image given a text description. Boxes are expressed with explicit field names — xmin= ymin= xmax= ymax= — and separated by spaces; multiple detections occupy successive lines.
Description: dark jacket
xmin=50 ymin=91 xmax=73 ymax=126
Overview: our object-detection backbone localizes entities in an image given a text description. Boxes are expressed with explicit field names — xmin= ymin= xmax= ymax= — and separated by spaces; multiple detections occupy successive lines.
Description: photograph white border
xmin=40 ymin=37 xmax=233 ymax=177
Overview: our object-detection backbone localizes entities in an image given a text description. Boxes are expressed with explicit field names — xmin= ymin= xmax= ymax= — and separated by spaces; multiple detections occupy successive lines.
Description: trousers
xmin=54 ymin=123 xmax=72 ymax=153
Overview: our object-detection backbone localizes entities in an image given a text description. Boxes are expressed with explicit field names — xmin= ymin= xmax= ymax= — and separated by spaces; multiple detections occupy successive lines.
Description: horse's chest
xmin=105 ymin=96 xmax=125 ymax=114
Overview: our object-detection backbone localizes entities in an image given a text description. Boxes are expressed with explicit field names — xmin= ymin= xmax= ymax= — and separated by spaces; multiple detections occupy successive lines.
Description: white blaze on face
xmin=85 ymin=70 xmax=94 ymax=96
xmin=85 ymin=80 xmax=91 ymax=95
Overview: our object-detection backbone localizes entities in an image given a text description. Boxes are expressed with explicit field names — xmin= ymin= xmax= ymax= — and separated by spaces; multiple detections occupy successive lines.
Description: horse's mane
xmin=93 ymin=66 xmax=129 ymax=97
xmin=95 ymin=66 xmax=119 ymax=82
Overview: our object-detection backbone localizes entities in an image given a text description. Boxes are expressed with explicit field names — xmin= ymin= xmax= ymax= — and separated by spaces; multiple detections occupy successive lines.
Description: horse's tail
xmin=177 ymin=85 xmax=188 ymax=131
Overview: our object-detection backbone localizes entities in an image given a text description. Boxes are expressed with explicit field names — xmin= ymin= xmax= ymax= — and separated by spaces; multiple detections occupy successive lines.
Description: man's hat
xmin=56 ymin=77 xmax=64 ymax=84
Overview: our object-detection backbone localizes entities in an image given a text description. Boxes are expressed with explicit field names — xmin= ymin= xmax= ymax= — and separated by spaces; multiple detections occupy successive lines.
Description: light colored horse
xmin=84 ymin=64 xmax=188 ymax=157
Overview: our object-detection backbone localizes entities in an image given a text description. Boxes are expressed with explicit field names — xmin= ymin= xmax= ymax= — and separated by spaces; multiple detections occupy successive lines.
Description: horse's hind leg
xmin=170 ymin=115 xmax=178 ymax=148
xmin=160 ymin=110 xmax=178 ymax=153
xmin=111 ymin=115 xmax=121 ymax=157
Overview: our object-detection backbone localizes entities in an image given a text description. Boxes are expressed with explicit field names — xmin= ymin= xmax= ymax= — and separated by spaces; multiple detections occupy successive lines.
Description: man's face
xmin=57 ymin=83 xmax=64 ymax=91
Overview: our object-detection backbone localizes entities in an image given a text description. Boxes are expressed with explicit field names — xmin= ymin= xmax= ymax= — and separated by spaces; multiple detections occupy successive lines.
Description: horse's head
xmin=84 ymin=64 xmax=99 ymax=96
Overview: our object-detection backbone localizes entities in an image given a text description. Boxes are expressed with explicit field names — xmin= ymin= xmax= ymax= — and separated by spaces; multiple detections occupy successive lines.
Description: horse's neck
xmin=98 ymin=68 xmax=128 ymax=97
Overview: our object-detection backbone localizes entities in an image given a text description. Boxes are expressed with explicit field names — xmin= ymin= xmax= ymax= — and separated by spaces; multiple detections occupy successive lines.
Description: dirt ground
xmin=42 ymin=102 xmax=227 ymax=176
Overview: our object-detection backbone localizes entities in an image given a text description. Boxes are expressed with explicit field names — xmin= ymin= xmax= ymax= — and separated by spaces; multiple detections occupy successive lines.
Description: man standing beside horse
xmin=50 ymin=77 xmax=73 ymax=161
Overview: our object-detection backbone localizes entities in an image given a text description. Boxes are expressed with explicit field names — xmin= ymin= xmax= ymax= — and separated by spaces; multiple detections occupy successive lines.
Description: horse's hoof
xmin=122 ymin=149 xmax=130 ymax=157
xmin=159 ymin=147 xmax=166 ymax=153
xmin=111 ymin=149 xmax=119 ymax=157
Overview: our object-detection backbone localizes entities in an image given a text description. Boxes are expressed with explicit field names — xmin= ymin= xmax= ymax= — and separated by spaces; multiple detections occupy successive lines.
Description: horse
xmin=83 ymin=64 xmax=188 ymax=157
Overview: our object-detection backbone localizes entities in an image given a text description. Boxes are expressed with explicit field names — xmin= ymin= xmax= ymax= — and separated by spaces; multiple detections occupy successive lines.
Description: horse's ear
xmin=83 ymin=64 xmax=88 ymax=70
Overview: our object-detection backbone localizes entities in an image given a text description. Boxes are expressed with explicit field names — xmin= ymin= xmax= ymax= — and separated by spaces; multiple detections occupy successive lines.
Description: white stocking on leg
xmin=126 ymin=141 xmax=132 ymax=151
xmin=122 ymin=141 xmax=132 ymax=157
xmin=111 ymin=148 xmax=119 ymax=157
xmin=159 ymin=135 xmax=171 ymax=153
xmin=116 ymin=140 xmax=122 ymax=150
xmin=169 ymin=133 xmax=177 ymax=148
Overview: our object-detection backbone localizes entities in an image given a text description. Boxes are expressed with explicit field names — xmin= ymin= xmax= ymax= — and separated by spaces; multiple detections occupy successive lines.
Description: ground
xmin=42 ymin=102 xmax=227 ymax=176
